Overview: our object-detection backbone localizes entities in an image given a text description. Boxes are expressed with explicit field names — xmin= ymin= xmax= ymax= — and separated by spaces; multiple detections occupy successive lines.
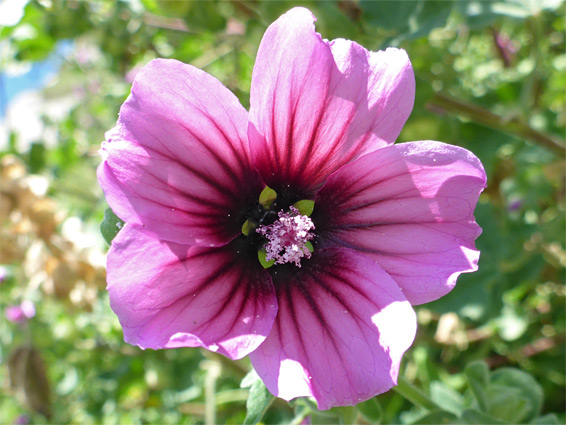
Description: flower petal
xmin=98 ymin=59 xmax=263 ymax=246
xmin=107 ymin=224 xmax=277 ymax=359
xmin=314 ymin=141 xmax=487 ymax=305
xmin=249 ymin=7 xmax=414 ymax=196
xmin=249 ymin=248 xmax=416 ymax=410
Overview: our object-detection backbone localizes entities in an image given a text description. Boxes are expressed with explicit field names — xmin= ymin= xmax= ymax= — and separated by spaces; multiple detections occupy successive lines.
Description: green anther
xmin=241 ymin=219 xmax=253 ymax=236
xmin=258 ymin=249 xmax=275 ymax=269
xmin=259 ymin=186 xmax=277 ymax=207
xmin=294 ymin=199 xmax=314 ymax=216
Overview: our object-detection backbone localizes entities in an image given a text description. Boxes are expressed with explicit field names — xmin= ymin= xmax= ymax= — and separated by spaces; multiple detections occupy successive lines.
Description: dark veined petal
xmin=314 ymin=141 xmax=487 ymax=305
xmin=107 ymin=224 xmax=277 ymax=360
xmin=98 ymin=59 xmax=263 ymax=247
xmin=249 ymin=248 xmax=416 ymax=410
xmin=249 ymin=7 xmax=414 ymax=196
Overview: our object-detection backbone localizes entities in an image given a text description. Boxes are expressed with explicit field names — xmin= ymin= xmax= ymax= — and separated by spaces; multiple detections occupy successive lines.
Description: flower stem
xmin=393 ymin=376 xmax=440 ymax=411
xmin=289 ymin=410 xmax=310 ymax=425
xmin=204 ymin=360 xmax=221 ymax=425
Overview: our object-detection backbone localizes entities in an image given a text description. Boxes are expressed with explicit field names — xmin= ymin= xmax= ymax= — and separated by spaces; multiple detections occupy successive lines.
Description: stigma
xmin=256 ymin=206 xmax=315 ymax=268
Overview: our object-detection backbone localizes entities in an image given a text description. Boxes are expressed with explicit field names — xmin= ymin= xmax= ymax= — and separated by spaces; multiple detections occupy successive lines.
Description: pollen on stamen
xmin=256 ymin=206 xmax=315 ymax=268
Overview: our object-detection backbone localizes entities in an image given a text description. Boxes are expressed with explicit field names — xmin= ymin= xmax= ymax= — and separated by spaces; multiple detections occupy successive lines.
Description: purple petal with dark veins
xmin=315 ymin=141 xmax=487 ymax=305
xmin=248 ymin=7 xmax=414 ymax=196
xmin=98 ymin=59 xmax=263 ymax=247
xmin=250 ymin=248 xmax=416 ymax=410
xmin=107 ymin=224 xmax=277 ymax=359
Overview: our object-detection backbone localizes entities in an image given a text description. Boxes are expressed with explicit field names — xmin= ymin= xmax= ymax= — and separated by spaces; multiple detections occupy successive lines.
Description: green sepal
xmin=241 ymin=219 xmax=253 ymax=236
xmin=357 ymin=397 xmax=383 ymax=422
xmin=258 ymin=249 xmax=275 ymax=269
xmin=333 ymin=406 xmax=357 ymax=424
xmin=100 ymin=208 xmax=125 ymax=245
xmin=294 ymin=199 xmax=315 ymax=216
xmin=259 ymin=186 xmax=277 ymax=207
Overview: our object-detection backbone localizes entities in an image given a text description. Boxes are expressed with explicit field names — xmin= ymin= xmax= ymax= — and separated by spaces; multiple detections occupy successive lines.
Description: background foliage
xmin=1 ymin=1 xmax=564 ymax=424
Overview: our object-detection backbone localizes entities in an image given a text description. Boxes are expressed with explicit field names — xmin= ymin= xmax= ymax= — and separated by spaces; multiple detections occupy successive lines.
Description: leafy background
xmin=1 ymin=0 xmax=564 ymax=424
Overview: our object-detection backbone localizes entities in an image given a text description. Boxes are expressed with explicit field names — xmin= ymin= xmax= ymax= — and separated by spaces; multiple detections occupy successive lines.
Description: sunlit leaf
xmin=100 ymin=208 xmax=125 ymax=245
xmin=241 ymin=370 xmax=274 ymax=425
xmin=465 ymin=361 xmax=490 ymax=412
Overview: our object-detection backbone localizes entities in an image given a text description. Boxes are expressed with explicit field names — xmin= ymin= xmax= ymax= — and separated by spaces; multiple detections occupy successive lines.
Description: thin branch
xmin=142 ymin=13 xmax=191 ymax=33
xmin=427 ymin=92 xmax=565 ymax=155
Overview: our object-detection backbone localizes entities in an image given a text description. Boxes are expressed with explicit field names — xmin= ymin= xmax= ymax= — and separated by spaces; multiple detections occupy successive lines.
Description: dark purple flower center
xmin=241 ymin=186 xmax=317 ymax=269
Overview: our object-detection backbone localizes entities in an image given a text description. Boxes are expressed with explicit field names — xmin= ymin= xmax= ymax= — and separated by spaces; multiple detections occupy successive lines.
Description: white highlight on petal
xmin=256 ymin=206 xmax=315 ymax=267
xmin=277 ymin=358 xmax=313 ymax=399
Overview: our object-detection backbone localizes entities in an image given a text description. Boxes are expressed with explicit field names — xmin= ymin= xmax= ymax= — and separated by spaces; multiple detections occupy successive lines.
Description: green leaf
xmin=489 ymin=368 xmax=543 ymax=423
xmin=491 ymin=0 xmax=564 ymax=17
xmin=430 ymin=381 xmax=464 ymax=415
xmin=259 ymin=0 xmax=301 ymax=23
xmin=183 ymin=1 xmax=226 ymax=32
xmin=453 ymin=1 xmax=500 ymax=29
xmin=357 ymin=397 xmax=383 ymax=423
xmin=360 ymin=0 xmax=418 ymax=31
xmin=100 ymin=208 xmax=124 ymax=245
xmin=486 ymin=387 xmax=531 ymax=424
xmin=240 ymin=369 xmax=259 ymax=389
xmin=454 ymin=0 xmax=561 ymax=28
xmin=139 ymin=0 xmax=160 ymax=14
xmin=403 ymin=0 xmax=454 ymax=42
xmin=149 ymin=0 xmax=191 ymax=18
xmin=241 ymin=370 xmax=274 ymax=425
xmin=461 ymin=409 xmax=504 ymax=424
xmin=14 ymin=36 xmax=56 ymax=62
xmin=530 ymin=414 xmax=562 ymax=424
xmin=29 ymin=142 xmax=46 ymax=174
xmin=312 ymin=1 xmax=358 ymax=40
xmin=465 ymin=361 xmax=490 ymax=412
xmin=361 ymin=0 xmax=453 ymax=42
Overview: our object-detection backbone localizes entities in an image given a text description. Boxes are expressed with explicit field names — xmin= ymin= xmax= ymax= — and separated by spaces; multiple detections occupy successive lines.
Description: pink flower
xmin=5 ymin=300 xmax=35 ymax=323
xmin=13 ymin=414 xmax=31 ymax=425
xmin=0 ymin=266 xmax=8 ymax=283
xmin=98 ymin=8 xmax=486 ymax=409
